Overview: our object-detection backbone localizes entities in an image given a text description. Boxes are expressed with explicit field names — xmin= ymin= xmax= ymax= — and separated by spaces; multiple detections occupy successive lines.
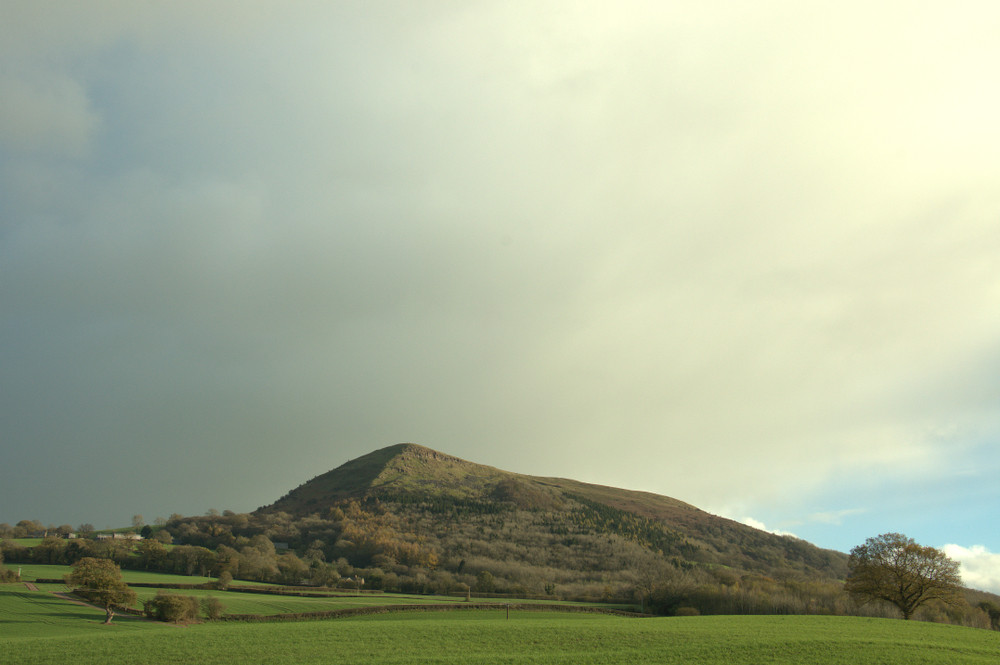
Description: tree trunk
xmin=104 ymin=605 xmax=115 ymax=625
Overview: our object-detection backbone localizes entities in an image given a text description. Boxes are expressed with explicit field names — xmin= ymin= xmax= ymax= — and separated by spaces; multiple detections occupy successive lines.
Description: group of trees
xmin=628 ymin=532 xmax=994 ymax=628
xmin=53 ymin=529 xmax=991 ymax=629
xmin=62 ymin=558 xmax=224 ymax=624
xmin=0 ymin=517 xmax=167 ymax=540
xmin=4 ymin=491 xmax=852 ymax=606
xmin=2 ymin=533 xmax=168 ymax=567
xmin=6 ymin=497 xmax=996 ymax=630
xmin=0 ymin=520 xmax=75 ymax=539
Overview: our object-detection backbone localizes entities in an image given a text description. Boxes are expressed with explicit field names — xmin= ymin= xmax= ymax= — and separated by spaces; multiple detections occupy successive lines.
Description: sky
xmin=2 ymin=2 xmax=998 ymax=592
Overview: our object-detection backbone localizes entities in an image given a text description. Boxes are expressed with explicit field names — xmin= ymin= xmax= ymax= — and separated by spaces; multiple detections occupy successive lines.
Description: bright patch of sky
xmin=2 ymin=1 xmax=998 ymax=591
xmin=943 ymin=545 xmax=1000 ymax=595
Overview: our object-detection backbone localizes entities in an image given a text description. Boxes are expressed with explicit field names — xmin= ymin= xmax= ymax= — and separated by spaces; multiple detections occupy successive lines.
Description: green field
xmin=13 ymin=565 xmax=624 ymax=615
xmin=13 ymin=563 xmax=203 ymax=583
xmin=15 ymin=563 xmax=247 ymax=587
xmin=128 ymin=585 xmax=471 ymax=615
xmin=6 ymin=538 xmax=44 ymax=547
xmin=3 ymin=582 xmax=999 ymax=664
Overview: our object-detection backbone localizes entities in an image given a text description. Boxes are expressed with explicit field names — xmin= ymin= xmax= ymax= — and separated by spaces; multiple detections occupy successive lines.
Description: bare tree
xmin=630 ymin=559 xmax=674 ymax=613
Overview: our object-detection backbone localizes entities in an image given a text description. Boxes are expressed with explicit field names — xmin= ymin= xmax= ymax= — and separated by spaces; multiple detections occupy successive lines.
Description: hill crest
xmin=262 ymin=443 xmax=697 ymax=519
xmin=264 ymin=443 xmax=513 ymax=512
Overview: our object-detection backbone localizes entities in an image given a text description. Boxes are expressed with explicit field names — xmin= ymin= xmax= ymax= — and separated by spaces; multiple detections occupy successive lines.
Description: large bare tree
xmin=845 ymin=532 xmax=962 ymax=620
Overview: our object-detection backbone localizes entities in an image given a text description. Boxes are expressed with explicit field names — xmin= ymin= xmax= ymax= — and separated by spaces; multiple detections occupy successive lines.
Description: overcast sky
xmin=2 ymin=2 xmax=998 ymax=592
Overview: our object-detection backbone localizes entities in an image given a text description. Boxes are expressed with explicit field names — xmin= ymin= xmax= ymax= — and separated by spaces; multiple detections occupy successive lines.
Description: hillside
xmin=258 ymin=443 xmax=849 ymax=587
xmin=8 ymin=443 xmax=993 ymax=622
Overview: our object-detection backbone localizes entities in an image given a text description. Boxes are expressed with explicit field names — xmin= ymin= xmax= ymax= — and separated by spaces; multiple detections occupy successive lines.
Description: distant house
xmin=95 ymin=532 xmax=143 ymax=541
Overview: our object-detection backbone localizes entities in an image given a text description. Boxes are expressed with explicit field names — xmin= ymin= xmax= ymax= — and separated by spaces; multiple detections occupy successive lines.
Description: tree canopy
xmin=66 ymin=557 xmax=137 ymax=624
xmin=844 ymin=532 xmax=962 ymax=620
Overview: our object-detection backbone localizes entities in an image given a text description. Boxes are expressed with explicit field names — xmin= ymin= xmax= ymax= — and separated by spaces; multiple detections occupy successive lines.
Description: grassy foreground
xmin=3 ymin=584 xmax=999 ymax=665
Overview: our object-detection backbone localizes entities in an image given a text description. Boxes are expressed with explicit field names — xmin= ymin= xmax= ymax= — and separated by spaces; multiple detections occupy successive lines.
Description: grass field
xmin=3 ymin=582 xmax=999 ymax=665
xmin=12 ymin=563 xmax=280 ymax=587
xmin=6 ymin=538 xmax=44 ymax=547
xmin=13 ymin=565 xmax=626 ymax=616
xmin=12 ymin=563 xmax=218 ymax=586
xmin=128 ymin=585 xmax=471 ymax=615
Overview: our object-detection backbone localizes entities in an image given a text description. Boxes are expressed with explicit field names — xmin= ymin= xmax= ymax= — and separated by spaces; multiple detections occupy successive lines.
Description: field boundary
xmin=220 ymin=602 xmax=652 ymax=622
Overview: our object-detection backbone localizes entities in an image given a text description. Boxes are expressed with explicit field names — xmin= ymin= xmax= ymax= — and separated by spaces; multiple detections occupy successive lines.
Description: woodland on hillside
xmin=2 ymin=503 xmax=994 ymax=629
xmin=2 ymin=445 xmax=995 ymax=627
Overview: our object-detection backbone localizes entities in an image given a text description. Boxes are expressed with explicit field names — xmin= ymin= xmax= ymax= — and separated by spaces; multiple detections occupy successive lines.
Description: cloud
xmin=942 ymin=545 xmax=1000 ymax=595
xmin=0 ymin=73 xmax=98 ymax=156
xmin=740 ymin=518 xmax=798 ymax=539
xmin=1 ymin=1 xmax=999 ymax=540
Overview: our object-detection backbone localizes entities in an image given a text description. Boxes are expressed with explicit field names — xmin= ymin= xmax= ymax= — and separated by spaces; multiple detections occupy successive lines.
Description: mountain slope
xmin=259 ymin=443 xmax=848 ymax=583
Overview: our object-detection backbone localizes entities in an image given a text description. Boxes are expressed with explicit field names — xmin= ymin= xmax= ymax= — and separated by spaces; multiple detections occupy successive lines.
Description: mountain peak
xmin=259 ymin=443 xmax=506 ymax=513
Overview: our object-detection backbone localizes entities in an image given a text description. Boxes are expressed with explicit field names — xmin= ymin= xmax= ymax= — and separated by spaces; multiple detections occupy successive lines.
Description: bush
xmin=201 ymin=596 xmax=226 ymax=620
xmin=143 ymin=591 xmax=199 ymax=623
xmin=675 ymin=607 xmax=701 ymax=617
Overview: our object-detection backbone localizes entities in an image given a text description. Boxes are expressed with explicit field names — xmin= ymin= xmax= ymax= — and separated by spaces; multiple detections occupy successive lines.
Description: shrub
xmin=201 ymin=596 xmax=226 ymax=620
xmin=675 ymin=607 xmax=701 ymax=617
xmin=143 ymin=591 xmax=199 ymax=623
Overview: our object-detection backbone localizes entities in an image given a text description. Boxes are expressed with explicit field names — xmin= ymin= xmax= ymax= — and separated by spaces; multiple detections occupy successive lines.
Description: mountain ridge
xmin=265 ymin=442 xmax=699 ymax=517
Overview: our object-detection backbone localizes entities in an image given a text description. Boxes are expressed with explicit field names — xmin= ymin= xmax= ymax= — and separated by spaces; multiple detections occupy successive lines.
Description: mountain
xmin=259 ymin=443 xmax=848 ymax=586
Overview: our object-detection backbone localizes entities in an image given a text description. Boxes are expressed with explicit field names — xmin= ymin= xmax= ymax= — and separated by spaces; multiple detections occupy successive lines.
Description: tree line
xmin=4 ymin=508 xmax=998 ymax=630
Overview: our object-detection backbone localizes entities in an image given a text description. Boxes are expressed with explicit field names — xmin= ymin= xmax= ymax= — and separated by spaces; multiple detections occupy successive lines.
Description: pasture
xmin=13 ymin=564 xmax=625 ymax=616
xmin=3 ymin=582 xmax=999 ymax=665
xmin=13 ymin=563 xmax=218 ymax=587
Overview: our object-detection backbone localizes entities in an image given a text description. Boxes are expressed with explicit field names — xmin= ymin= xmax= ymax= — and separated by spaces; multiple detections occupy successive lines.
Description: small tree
xmin=845 ymin=533 xmax=962 ymax=620
xmin=631 ymin=559 xmax=673 ymax=613
xmin=475 ymin=570 xmax=495 ymax=593
xmin=66 ymin=558 xmax=137 ymax=624
xmin=201 ymin=596 xmax=226 ymax=621
xmin=214 ymin=570 xmax=233 ymax=590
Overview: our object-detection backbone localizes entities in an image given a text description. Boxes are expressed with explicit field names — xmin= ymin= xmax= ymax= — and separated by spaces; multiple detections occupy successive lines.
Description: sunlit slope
xmin=259 ymin=444 xmax=848 ymax=580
